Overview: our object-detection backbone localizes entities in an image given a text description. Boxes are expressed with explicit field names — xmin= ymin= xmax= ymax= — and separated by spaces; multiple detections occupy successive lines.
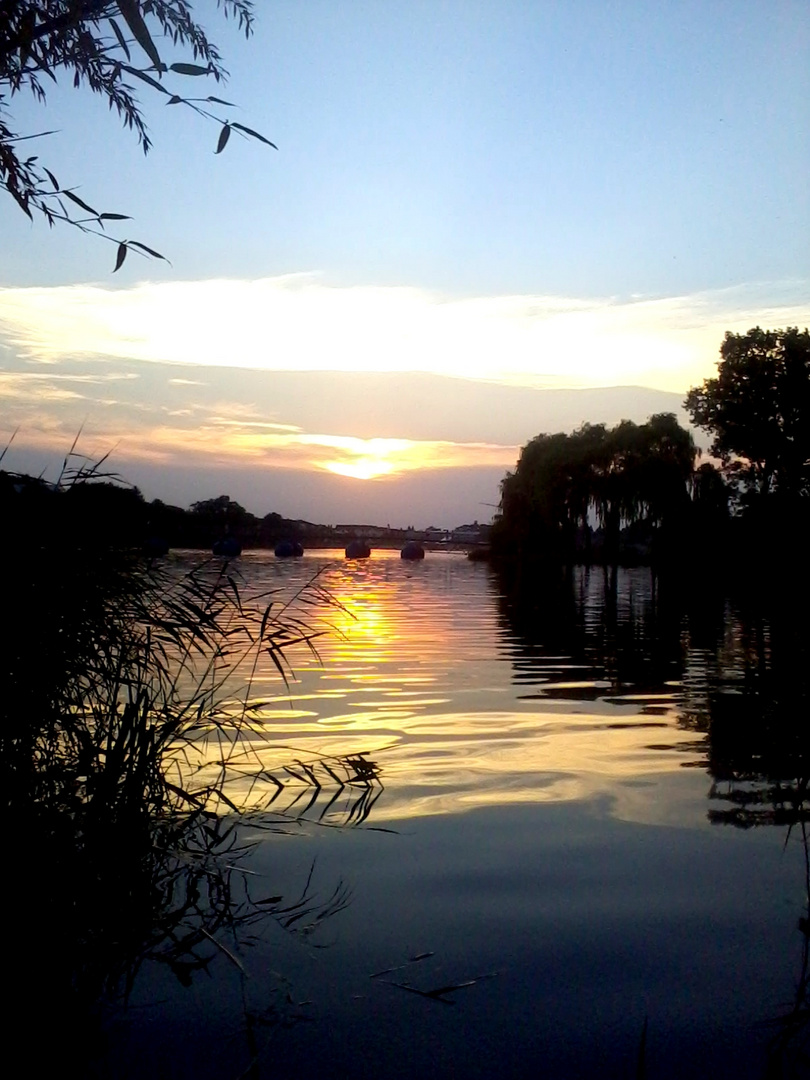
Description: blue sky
xmin=0 ymin=1 xmax=808 ymax=525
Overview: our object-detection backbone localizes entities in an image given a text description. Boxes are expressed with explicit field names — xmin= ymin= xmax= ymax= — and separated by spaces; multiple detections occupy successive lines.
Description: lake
xmin=110 ymin=550 xmax=809 ymax=1079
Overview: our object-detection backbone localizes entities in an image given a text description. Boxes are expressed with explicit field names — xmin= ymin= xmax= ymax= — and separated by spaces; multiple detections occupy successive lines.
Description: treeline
xmin=491 ymin=327 xmax=810 ymax=569
xmin=0 ymin=477 xmax=317 ymax=552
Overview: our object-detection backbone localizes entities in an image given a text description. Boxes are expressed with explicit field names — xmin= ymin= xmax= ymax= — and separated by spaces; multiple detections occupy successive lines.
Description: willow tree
xmin=493 ymin=414 xmax=697 ymax=564
xmin=1 ymin=1 xmax=275 ymax=269
xmin=497 ymin=429 xmax=596 ymax=563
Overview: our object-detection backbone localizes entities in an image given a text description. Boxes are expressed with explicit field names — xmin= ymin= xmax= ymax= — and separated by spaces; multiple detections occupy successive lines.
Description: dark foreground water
xmin=105 ymin=552 xmax=810 ymax=1079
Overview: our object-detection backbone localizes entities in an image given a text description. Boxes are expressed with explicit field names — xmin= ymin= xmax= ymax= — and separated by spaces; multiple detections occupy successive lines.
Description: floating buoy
xmin=345 ymin=539 xmax=371 ymax=559
xmin=275 ymin=540 xmax=304 ymax=557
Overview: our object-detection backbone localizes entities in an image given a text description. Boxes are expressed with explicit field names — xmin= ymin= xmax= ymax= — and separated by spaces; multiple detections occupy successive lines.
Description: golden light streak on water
xmin=165 ymin=551 xmax=710 ymax=827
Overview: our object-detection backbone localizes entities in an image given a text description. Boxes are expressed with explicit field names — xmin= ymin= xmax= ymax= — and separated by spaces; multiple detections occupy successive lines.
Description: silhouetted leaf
xmin=113 ymin=242 xmax=128 ymax=272
xmin=283 ymin=765 xmax=307 ymax=783
xmin=425 ymin=981 xmax=478 ymax=997
xmin=166 ymin=95 xmax=182 ymax=105
xmin=170 ymin=63 xmax=210 ymax=76
xmin=43 ymin=168 xmax=59 ymax=191
xmin=321 ymin=760 xmax=342 ymax=784
xmin=370 ymin=952 xmax=435 ymax=979
xmin=8 ymin=185 xmax=32 ymax=219
xmin=98 ymin=213 xmax=131 ymax=221
xmin=259 ymin=600 xmax=275 ymax=641
xmin=230 ymin=122 xmax=278 ymax=149
xmin=63 ymin=190 xmax=98 ymax=216
xmin=226 ymin=575 xmax=243 ymax=612
xmin=109 ymin=17 xmax=131 ymax=61
xmin=127 ymin=240 xmax=168 ymax=261
xmin=7 ymin=129 xmax=59 ymax=143
xmin=207 ymin=96 xmax=237 ymax=107
xmin=17 ymin=7 xmax=35 ymax=68
xmin=215 ymin=123 xmax=231 ymax=154
xmin=116 ymin=0 xmax=162 ymax=69
xmin=122 ymin=64 xmax=169 ymax=94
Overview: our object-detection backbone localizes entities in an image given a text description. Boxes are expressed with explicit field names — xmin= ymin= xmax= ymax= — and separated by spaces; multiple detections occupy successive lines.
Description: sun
xmin=324 ymin=457 xmax=396 ymax=481
xmin=305 ymin=435 xmax=414 ymax=480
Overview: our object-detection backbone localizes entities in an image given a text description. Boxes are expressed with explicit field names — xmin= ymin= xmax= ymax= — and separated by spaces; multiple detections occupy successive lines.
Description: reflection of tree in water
xmin=497 ymin=563 xmax=677 ymax=691
xmin=680 ymin=583 xmax=810 ymax=830
xmin=494 ymin=563 xmax=810 ymax=828
xmin=683 ymin=586 xmax=810 ymax=1074
xmin=495 ymin=564 xmax=810 ymax=1073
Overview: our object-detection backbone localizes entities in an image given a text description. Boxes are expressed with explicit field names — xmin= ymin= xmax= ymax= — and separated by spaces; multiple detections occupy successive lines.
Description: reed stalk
xmin=0 ymin=456 xmax=370 ymax=1070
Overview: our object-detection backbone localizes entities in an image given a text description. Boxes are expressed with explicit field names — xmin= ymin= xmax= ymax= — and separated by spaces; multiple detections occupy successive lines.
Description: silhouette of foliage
xmin=493 ymin=414 xmax=697 ymax=565
xmin=0 ymin=1 xmax=275 ymax=268
xmin=2 ymin=456 xmax=381 ymax=1072
xmin=685 ymin=327 xmax=810 ymax=503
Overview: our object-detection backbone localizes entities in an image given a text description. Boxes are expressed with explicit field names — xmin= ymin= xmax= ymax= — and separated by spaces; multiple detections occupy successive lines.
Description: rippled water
xmin=194 ymin=551 xmax=716 ymax=824
xmin=118 ymin=550 xmax=810 ymax=1080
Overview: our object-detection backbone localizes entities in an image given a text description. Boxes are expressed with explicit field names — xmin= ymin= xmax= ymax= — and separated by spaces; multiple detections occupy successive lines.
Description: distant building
xmin=424 ymin=526 xmax=448 ymax=543
xmin=450 ymin=520 xmax=490 ymax=544
xmin=334 ymin=524 xmax=389 ymax=540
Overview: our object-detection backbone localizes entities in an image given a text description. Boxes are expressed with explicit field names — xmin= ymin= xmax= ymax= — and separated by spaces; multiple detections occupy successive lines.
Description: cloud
xmin=1 ymin=276 xmax=807 ymax=392
xmin=115 ymin=425 xmax=517 ymax=479
xmin=1 ymin=274 xmax=805 ymax=521
xmin=209 ymin=416 xmax=303 ymax=433
xmin=0 ymin=392 xmax=517 ymax=481
xmin=0 ymin=372 xmax=88 ymax=403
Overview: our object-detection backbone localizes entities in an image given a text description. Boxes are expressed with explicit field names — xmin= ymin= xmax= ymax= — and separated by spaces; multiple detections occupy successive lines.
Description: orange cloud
xmin=119 ymin=424 xmax=517 ymax=478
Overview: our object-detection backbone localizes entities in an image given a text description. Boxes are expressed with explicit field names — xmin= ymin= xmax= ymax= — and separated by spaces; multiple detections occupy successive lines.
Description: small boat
xmin=212 ymin=536 xmax=242 ymax=557
xmin=400 ymin=541 xmax=425 ymax=560
xmin=345 ymin=539 xmax=371 ymax=559
xmin=274 ymin=540 xmax=304 ymax=557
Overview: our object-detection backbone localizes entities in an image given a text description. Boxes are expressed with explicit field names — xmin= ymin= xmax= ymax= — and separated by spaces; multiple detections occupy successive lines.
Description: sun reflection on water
xmin=176 ymin=551 xmax=713 ymax=827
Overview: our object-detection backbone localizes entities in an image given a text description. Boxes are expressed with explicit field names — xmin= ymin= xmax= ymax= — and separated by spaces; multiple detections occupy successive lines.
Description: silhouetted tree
xmin=493 ymin=414 xmax=697 ymax=565
xmin=189 ymin=493 xmax=257 ymax=544
xmin=690 ymin=462 xmax=730 ymax=528
xmin=685 ymin=327 xmax=810 ymax=503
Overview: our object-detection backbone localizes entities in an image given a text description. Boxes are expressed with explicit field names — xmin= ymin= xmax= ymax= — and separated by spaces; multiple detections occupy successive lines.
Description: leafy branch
xmin=0 ymin=1 xmax=276 ymax=270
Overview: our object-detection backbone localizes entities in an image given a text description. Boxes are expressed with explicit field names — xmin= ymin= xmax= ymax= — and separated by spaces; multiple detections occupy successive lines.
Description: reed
xmin=1 ymin=454 xmax=375 ymax=1069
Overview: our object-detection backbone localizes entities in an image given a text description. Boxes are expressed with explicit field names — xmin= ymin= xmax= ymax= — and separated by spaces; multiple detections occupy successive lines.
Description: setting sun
xmin=300 ymin=434 xmax=413 ymax=480
xmin=324 ymin=457 xmax=397 ymax=480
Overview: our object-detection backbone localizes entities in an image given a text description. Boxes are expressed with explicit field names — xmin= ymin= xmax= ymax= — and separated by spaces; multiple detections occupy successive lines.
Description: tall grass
xmin=1 ymin=456 xmax=374 ymax=1069
xmin=4 ymin=502 xmax=330 ymax=826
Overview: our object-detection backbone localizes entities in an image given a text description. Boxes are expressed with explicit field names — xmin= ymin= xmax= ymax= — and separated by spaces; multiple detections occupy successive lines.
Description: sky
xmin=1 ymin=0 xmax=808 ymax=526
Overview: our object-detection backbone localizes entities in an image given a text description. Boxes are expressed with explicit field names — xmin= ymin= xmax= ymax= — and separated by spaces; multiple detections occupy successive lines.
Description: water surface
xmin=115 ymin=550 xmax=810 ymax=1079
xmin=216 ymin=551 xmax=710 ymax=824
